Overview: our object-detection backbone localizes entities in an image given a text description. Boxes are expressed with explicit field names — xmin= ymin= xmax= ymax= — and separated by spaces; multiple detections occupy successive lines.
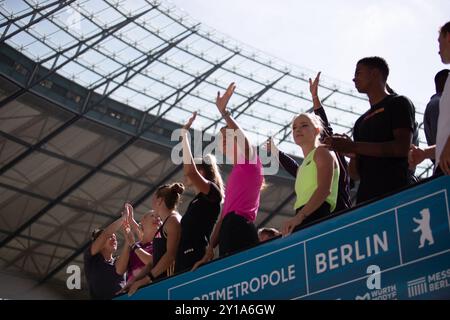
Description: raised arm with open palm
xmin=309 ymin=71 xmax=322 ymax=110
xmin=215 ymin=82 xmax=254 ymax=161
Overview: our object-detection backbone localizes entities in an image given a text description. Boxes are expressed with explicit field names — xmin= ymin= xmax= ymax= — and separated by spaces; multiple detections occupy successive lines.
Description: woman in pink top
xmin=115 ymin=203 xmax=162 ymax=282
xmin=194 ymin=83 xmax=264 ymax=269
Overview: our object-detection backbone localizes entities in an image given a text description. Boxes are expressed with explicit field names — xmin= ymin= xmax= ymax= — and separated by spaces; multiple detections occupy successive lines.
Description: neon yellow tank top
xmin=294 ymin=148 xmax=340 ymax=212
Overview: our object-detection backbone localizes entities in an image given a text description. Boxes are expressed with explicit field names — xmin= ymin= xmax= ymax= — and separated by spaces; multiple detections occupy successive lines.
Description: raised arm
xmin=115 ymin=222 xmax=133 ymax=275
xmin=120 ymin=216 xmax=181 ymax=296
xmin=181 ymin=112 xmax=211 ymax=195
xmin=216 ymin=83 xmax=255 ymax=161
xmin=90 ymin=214 xmax=125 ymax=256
xmin=125 ymin=203 xmax=143 ymax=242
xmin=309 ymin=72 xmax=333 ymax=137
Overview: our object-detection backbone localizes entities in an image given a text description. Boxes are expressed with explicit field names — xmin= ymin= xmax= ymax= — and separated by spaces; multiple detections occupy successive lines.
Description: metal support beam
xmin=2 ymin=156 xmax=170 ymax=271
xmin=37 ymin=53 xmax=237 ymax=284
xmin=0 ymin=0 xmax=76 ymax=43
xmin=0 ymin=26 xmax=195 ymax=177
xmin=418 ymin=163 xmax=435 ymax=179
xmin=0 ymin=129 xmax=155 ymax=187
xmin=37 ymin=160 xmax=184 ymax=285
xmin=232 ymin=72 xmax=289 ymax=120
xmin=0 ymin=53 xmax=233 ymax=252
xmin=197 ymin=72 xmax=288 ymax=135
xmin=0 ymin=5 xmax=157 ymax=110
xmin=0 ymin=229 xmax=77 ymax=251
xmin=0 ymin=182 xmax=116 ymax=219
xmin=139 ymin=53 xmax=236 ymax=134
xmin=2 ymin=211 xmax=89 ymax=271
xmin=257 ymin=192 xmax=296 ymax=228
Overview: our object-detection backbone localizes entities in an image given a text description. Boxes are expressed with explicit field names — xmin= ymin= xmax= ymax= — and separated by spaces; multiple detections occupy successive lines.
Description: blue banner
xmin=117 ymin=176 xmax=450 ymax=300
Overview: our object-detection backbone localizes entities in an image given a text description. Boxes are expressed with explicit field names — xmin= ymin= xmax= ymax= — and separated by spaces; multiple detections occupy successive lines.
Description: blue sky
xmin=170 ymin=0 xmax=450 ymax=110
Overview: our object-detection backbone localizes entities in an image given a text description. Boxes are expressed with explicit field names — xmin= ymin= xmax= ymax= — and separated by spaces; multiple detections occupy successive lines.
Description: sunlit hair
xmin=194 ymin=154 xmax=225 ymax=198
xmin=292 ymin=113 xmax=324 ymax=134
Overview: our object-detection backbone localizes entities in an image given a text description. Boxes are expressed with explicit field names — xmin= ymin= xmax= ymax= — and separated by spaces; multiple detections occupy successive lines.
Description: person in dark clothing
xmin=267 ymin=72 xmax=352 ymax=212
xmin=424 ymin=69 xmax=449 ymax=146
xmin=325 ymin=57 xmax=416 ymax=204
xmin=119 ymin=183 xmax=184 ymax=296
xmin=83 ymin=215 xmax=126 ymax=300
xmin=175 ymin=111 xmax=224 ymax=273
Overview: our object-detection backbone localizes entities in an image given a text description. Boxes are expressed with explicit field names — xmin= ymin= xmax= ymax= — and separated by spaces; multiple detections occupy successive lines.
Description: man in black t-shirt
xmin=325 ymin=57 xmax=416 ymax=204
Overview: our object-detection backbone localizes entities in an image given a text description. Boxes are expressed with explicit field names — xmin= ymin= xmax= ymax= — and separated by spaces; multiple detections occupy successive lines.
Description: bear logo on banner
xmin=413 ymin=208 xmax=434 ymax=248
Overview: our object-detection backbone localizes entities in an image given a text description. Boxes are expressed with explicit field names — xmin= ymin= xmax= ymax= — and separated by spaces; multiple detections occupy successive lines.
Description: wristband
xmin=130 ymin=242 xmax=141 ymax=251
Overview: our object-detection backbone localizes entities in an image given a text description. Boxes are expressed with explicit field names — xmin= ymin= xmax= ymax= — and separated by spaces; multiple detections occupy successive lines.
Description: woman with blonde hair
xmin=115 ymin=204 xmax=162 ymax=282
xmin=281 ymin=112 xmax=340 ymax=235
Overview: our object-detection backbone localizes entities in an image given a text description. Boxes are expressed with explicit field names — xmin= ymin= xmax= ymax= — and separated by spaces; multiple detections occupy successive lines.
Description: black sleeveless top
xmin=152 ymin=214 xmax=173 ymax=280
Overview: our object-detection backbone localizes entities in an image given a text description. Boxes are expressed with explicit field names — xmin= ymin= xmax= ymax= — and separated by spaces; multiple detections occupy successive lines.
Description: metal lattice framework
xmin=0 ymin=0 xmax=433 ymax=296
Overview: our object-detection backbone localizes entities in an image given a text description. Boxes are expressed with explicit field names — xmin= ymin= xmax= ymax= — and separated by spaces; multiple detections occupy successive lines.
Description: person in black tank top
xmin=175 ymin=112 xmax=224 ymax=273
xmin=119 ymin=183 xmax=184 ymax=296
xmin=151 ymin=214 xmax=172 ymax=280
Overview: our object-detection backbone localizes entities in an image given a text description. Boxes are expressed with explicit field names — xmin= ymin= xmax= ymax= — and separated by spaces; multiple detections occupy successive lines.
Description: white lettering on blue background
xmin=193 ymin=265 xmax=296 ymax=300
xmin=315 ymin=231 xmax=389 ymax=274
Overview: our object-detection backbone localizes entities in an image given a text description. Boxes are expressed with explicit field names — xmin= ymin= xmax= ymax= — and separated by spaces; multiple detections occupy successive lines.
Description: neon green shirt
xmin=294 ymin=148 xmax=340 ymax=212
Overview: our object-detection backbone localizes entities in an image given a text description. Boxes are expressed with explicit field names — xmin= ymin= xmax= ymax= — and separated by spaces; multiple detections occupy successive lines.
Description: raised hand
xmin=309 ymin=71 xmax=321 ymax=98
xmin=182 ymin=111 xmax=197 ymax=130
xmin=122 ymin=221 xmax=134 ymax=245
xmin=216 ymin=82 xmax=236 ymax=114
xmin=124 ymin=203 xmax=133 ymax=221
